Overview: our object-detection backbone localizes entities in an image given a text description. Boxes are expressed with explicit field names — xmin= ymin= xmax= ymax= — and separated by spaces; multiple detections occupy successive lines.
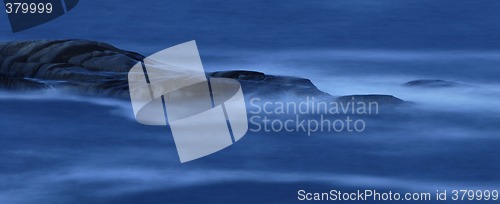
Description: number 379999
xmin=5 ymin=3 xmax=53 ymax=14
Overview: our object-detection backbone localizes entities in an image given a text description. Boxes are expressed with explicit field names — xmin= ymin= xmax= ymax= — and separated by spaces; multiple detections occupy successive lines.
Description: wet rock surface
xmin=1 ymin=40 xmax=405 ymax=104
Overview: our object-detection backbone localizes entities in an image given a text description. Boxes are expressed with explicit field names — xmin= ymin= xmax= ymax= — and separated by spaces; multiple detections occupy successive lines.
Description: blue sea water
xmin=1 ymin=0 xmax=500 ymax=203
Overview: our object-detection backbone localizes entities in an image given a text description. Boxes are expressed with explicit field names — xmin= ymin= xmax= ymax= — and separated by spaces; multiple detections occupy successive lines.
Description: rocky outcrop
xmin=0 ymin=40 xmax=333 ymax=99
xmin=208 ymin=70 xmax=331 ymax=99
xmin=0 ymin=40 xmax=143 ymax=73
xmin=0 ymin=40 xmax=142 ymax=98
xmin=0 ymin=40 xmax=405 ymax=105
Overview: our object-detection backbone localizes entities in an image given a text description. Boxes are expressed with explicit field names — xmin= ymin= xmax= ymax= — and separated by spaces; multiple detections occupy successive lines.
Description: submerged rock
xmin=403 ymin=79 xmax=465 ymax=88
xmin=336 ymin=94 xmax=405 ymax=105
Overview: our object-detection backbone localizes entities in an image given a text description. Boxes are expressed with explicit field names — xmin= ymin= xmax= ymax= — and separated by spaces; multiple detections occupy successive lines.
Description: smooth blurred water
xmin=0 ymin=87 xmax=499 ymax=203
xmin=2 ymin=0 xmax=500 ymax=51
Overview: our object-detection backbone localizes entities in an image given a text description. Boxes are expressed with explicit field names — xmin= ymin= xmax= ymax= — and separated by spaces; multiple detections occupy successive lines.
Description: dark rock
xmin=0 ymin=73 xmax=49 ymax=90
xmin=209 ymin=70 xmax=265 ymax=79
xmin=0 ymin=40 xmax=406 ymax=106
xmin=403 ymin=79 xmax=465 ymax=88
xmin=336 ymin=94 xmax=405 ymax=105
xmin=0 ymin=40 xmax=143 ymax=98
xmin=207 ymin=70 xmax=331 ymax=99
xmin=0 ymin=40 xmax=332 ymax=99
